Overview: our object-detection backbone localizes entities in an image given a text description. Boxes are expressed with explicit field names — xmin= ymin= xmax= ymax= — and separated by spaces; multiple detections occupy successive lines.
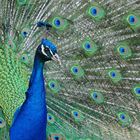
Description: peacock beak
xmin=51 ymin=53 xmax=61 ymax=65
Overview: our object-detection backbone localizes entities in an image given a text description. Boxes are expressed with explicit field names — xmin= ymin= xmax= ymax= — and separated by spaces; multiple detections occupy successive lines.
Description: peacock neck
xmin=32 ymin=54 xmax=44 ymax=81
xmin=27 ymin=52 xmax=46 ymax=97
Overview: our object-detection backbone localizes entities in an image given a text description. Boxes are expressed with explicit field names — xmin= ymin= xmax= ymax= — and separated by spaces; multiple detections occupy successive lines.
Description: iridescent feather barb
xmin=0 ymin=0 xmax=140 ymax=140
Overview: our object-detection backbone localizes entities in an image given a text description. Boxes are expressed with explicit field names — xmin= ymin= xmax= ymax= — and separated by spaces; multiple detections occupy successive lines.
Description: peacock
xmin=0 ymin=0 xmax=140 ymax=140
xmin=10 ymin=38 xmax=60 ymax=140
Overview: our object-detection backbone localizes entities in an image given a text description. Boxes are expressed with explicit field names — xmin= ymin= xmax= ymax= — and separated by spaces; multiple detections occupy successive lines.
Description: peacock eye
xmin=44 ymin=47 xmax=49 ymax=51
xmin=0 ymin=117 xmax=6 ymax=128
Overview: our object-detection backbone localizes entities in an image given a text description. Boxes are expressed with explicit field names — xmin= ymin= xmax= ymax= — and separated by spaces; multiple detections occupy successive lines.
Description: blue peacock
xmin=10 ymin=38 xmax=60 ymax=140
xmin=0 ymin=0 xmax=140 ymax=140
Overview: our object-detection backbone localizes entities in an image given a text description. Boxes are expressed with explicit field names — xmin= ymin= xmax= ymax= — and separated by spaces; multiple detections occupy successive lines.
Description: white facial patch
xmin=49 ymin=49 xmax=53 ymax=56
xmin=41 ymin=45 xmax=61 ymax=65
xmin=41 ymin=45 xmax=54 ymax=58
xmin=41 ymin=45 xmax=49 ymax=57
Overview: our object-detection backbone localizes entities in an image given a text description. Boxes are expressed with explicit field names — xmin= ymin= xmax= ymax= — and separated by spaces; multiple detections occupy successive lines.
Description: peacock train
xmin=0 ymin=0 xmax=140 ymax=140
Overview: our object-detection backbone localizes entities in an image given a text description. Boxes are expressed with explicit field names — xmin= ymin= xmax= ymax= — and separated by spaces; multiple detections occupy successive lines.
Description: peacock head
xmin=37 ymin=38 xmax=61 ymax=65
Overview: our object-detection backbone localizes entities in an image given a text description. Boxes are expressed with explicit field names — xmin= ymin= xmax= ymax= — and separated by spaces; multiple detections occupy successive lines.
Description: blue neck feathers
xmin=29 ymin=52 xmax=44 ymax=89
xmin=10 ymin=51 xmax=47 ymax=140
